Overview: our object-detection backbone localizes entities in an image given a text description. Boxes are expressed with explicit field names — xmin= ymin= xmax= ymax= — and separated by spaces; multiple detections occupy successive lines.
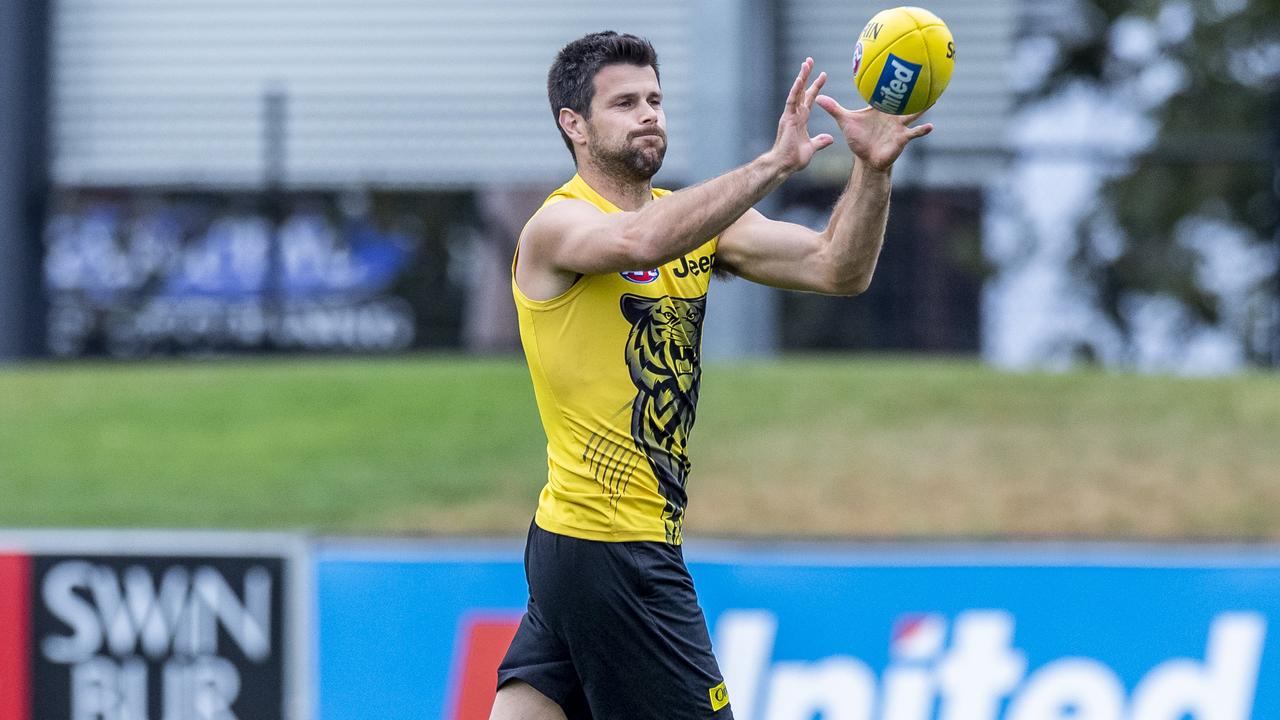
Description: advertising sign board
xmin=0 ymin=531 xmax=307 ymax=720
xmin=316 ymin=542 xmax=1280 ymax=720
xmin=42 ymin=191 xmax=472 ymax=358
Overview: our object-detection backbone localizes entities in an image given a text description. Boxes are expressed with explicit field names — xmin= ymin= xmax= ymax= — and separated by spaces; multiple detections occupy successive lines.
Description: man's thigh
xmin=497 ymin=573 xmax=591 ymax=718
xmin=490 ymin=680 xmax=568 ymax=720
xmin=566 ymin=539 xmax=733 ymax=720
xmin=505 ymin=524 xmax=733 ymax=719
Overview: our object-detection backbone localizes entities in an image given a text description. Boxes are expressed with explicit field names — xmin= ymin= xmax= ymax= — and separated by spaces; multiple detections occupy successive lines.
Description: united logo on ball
xmin=851 ymin=6 xmax=955 ymax=115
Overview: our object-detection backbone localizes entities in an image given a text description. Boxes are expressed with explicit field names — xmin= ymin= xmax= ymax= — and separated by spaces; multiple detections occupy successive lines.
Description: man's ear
xmin=559 ymin=108 xmax=588 ymax=149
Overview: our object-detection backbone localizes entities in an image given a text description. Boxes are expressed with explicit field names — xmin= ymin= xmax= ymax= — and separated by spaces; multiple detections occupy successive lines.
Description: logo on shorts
xmin=620 ymin=269 xmax=660 ymax=284
xmin=708 ymin=681 xmax=730 ymax=712
xmin=852 ymin=42 xmax=864 ymax=76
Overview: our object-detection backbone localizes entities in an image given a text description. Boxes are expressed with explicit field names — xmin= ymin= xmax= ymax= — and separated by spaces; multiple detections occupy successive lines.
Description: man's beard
xmin=588 ymin=130 xmax=666 ymax=183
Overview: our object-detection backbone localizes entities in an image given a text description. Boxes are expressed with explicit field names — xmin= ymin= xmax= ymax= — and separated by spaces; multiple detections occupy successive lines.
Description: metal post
xmin=693 ymin=0 xmax=781 ymax=360
xmin=1272 ymin=89 xmax=1280 ymax=367
xmin=0 ymin=0 xmax=51 ymax=361
xmin=262 ymin=89 xmax=287 ymax=351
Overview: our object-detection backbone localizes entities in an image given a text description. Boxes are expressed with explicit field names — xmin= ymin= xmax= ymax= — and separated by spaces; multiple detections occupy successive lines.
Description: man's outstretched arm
xmin=717 ymin=81 xmax=933 ymax=296
xmin=519 ymin=59 xmax=832 ymax=284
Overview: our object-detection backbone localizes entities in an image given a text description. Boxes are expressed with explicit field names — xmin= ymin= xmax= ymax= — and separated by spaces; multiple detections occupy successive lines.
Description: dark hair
xmin=547 ymin=31 xmax=660 ymax=160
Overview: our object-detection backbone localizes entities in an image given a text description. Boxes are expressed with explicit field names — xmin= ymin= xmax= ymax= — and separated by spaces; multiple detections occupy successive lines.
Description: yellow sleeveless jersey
xmin=513 ymin=174 xmax=718 ymax=545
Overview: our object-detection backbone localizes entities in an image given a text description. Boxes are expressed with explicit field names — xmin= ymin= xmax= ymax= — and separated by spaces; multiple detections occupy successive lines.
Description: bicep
xmin=522 ymin=201 xmax=650 ymax=276
xmin=717 ymin=208 xmax=838 ymax=293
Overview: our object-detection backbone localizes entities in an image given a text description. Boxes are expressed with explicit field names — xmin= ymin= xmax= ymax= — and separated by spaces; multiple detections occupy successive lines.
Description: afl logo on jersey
xmin=620 ymin=269 xmax=660 ymax=284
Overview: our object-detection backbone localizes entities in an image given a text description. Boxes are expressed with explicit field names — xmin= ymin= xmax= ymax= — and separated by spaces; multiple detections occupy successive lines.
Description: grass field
xmin=2 ymin=355 xmax=1278 ymax=540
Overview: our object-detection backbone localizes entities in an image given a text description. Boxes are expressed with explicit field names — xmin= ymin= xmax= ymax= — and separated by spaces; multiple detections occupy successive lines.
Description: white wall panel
xmin=51 ymin=0 xmax=696 ymax=188
xmin=51 ymin=0 xmax=1014 ymax=189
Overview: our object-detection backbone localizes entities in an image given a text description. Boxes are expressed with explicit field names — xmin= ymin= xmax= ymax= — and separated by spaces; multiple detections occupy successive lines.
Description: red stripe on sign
xmin=0 ymin=554 xmax=31 ymax=720
xmin=448 ymin=615 xmax=521 ymax=720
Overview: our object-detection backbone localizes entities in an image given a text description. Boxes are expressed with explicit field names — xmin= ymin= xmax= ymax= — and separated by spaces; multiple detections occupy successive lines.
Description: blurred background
xmin=1 ymin=1 xmax=1279 ymax=718
xmin=2 ymin=0 xmax=1276 ymax=369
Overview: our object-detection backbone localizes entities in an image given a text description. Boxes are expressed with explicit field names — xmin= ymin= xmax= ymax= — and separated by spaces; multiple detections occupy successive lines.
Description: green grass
xmin=2 ymin=355 xmax=1278 ymax=539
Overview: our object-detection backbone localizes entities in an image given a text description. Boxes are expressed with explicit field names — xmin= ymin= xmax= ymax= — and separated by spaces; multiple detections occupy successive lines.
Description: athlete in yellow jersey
xmin=515 ymin=173 xmax=717 ymax=546
xmin=494 ymin=31 xmax=933 ymax=720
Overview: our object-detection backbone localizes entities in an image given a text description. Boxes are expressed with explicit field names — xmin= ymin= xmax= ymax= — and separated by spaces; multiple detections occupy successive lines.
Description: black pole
xmin=262 ymin=89 xmax=287 ymax=351
xmin=0 ymin=0 xmax=50 ymax=361
xmin=1272 ymin=89 xmax=1280 ymax=367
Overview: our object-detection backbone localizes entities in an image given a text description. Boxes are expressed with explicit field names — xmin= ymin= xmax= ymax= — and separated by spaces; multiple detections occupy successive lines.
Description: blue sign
xmin=43 ymin=195 xmax=421 ymax=356
xmin=315 ymin=543 xmax=1280 ymax=720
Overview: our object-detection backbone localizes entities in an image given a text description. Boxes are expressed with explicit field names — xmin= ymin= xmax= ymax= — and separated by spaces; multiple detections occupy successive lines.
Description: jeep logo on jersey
xmin=672 ymin=252 xmax=717 ymax=279
xmin=852 ymin=42 xmax=864 ymax=77
xmin=870 ymin=54 xmax=922 ymax=114
xmin=620 ymin=269 xmax=660 ymax=284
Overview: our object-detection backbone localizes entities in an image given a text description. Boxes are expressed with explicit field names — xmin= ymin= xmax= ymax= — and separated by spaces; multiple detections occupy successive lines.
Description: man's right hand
xmin=767 ymin=57 xmax=835 ymax=175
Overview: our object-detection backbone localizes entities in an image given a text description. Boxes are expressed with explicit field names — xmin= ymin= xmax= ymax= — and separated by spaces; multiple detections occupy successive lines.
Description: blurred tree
xmin=1026 ymin=0 xmax=1280 ymax=365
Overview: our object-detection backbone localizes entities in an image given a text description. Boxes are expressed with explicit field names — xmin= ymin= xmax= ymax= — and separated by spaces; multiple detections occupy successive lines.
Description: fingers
xmin=814 ymin=94 xmax=848 ymax=119
xmin=810 ymin=133 xmax=835 ymax=152
xmin=785 ymin=58 xmax=814 ymax=112
xmin=803 ymin=71 xmax=827 ymax=109
xmin=784 ymin=72 xmax=804 ymax=112
xmin=903 ymin=110 xmax=927 ymax=124
xmin=906 ymin=122 xmax=934 ymax=140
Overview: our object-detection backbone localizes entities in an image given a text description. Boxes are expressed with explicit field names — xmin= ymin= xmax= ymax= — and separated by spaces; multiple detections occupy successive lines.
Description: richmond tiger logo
xmin=620 ymin=293 xmax=707 ymax=544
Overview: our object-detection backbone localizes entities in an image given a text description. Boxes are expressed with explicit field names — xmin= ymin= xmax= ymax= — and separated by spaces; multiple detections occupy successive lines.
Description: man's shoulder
xmin=525 ymin=196 xmax=603 ymax=233
xmin=517 ymin=197 xmax=610 ymax=269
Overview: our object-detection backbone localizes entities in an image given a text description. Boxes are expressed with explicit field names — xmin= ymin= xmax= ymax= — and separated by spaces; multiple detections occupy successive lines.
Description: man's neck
xmin=576 ymin=162 xmax=651 ymax=211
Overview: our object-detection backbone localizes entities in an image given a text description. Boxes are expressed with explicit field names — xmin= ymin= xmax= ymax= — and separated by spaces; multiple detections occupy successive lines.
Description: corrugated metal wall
xmin=51 ymin=0 xmax=696 ymax=188
xmin=51 ymin=0 xmax=1013 ymax=190
xmin=782 ymin=0 xmax=1015 ymax=185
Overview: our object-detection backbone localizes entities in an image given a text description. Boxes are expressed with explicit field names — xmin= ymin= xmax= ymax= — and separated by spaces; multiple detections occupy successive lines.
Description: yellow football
xmin=851 ymin=6 xmax=955 ymax=115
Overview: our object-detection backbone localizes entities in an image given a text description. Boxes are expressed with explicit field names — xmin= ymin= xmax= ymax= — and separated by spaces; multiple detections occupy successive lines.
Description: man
xmin=493 ymin=31 xmax=931 ymax=720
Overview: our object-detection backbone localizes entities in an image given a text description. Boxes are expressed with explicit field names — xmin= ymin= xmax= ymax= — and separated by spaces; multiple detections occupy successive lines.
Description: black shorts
xmin=497 ymin=521 xmax=733 ymax=720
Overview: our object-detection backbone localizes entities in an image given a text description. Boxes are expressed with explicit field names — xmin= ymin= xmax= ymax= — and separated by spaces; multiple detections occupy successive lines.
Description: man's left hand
xmin=814 ymin=96 xmax=934 ymax=172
